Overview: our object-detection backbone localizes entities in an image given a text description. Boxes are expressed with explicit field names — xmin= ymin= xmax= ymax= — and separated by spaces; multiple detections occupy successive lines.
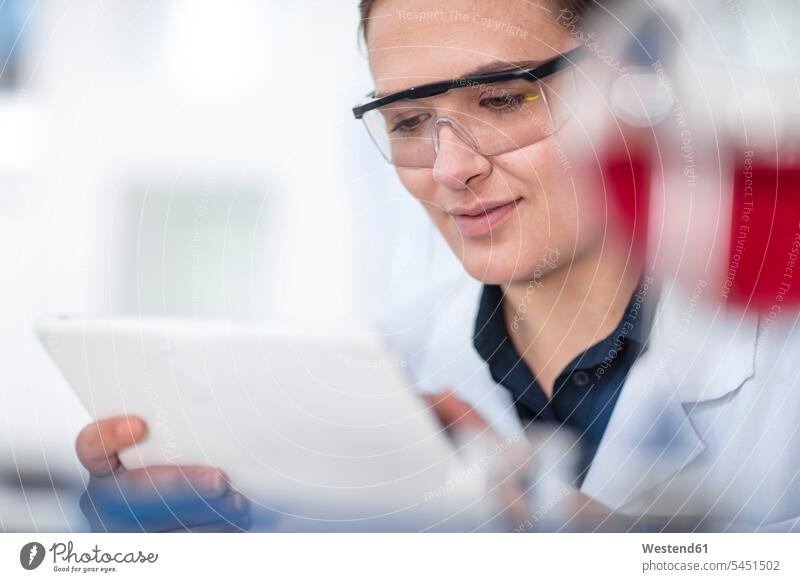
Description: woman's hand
xmin=423 ymin=390 xmax=532 ymax=524
xmin=422 ymin=391 xmax=621 ymax=530
xmin=76 ymin=416 xmax=250 ymax=532
xmin=421 ymin=390 xmax=490 ymax=434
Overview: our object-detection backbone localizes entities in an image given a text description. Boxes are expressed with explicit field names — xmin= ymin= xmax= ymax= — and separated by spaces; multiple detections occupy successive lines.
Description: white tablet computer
xmin=37 ymin=316 xmax=471 ymax=522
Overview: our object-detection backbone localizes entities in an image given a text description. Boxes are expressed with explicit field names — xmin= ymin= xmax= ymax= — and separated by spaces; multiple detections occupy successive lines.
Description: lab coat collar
xmin=580 ymin=280 xmax=759 ymax=511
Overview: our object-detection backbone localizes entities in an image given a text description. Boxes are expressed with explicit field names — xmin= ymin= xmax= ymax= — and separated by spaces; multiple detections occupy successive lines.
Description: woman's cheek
xmin=522 ymin=138 xmax=608 ymax=244
xmin=396 ymin=169 xmax=458 ymax=240
xmin=396 ymin=168 xmax=436 ymax=206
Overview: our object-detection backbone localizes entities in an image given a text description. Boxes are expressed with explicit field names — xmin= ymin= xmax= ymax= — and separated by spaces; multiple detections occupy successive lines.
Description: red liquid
xmin=601 ymin=128 xmax=653 ymax=257
xmin=726 ymin=154 xmax=800 ymax=310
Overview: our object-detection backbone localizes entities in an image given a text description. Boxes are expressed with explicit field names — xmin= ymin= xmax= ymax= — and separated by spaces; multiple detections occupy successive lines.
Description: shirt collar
xmin=473 ymin=275 xmax=658 ymax=373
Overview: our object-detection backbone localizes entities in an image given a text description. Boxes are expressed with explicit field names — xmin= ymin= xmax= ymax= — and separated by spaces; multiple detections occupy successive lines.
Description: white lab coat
xmin=382 ymin=275 xmax=800 ymax=531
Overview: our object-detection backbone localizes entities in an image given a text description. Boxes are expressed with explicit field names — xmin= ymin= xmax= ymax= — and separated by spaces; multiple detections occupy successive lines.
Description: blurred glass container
xmin=563 ymin=0 xmax=678 ymax=262
xmin=519 ymin=424 xmax=580 ymax=532
xmin=642 ymin=0 xmax=800 ymax=313
xmin=567 ymin=0 xmax=800 ymax=313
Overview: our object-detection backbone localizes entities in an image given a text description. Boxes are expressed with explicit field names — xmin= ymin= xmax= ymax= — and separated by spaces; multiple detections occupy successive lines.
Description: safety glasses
xmin=353 ymin=46 xmax=584 ymax=168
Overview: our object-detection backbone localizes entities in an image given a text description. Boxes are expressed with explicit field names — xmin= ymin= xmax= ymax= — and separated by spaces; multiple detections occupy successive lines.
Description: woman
xmin=78 ymin=0 xmax=800 ymax=532
xmin=348 ymin=0 xmax=800 ymax=533
xmin=353 ymin=0 xmax=647 ymax=464
xmin=75 ymin=0 xmax=642 ymax=532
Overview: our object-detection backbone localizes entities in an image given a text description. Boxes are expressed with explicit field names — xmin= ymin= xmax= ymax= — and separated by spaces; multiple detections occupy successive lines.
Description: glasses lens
xmin=363 ymin=103 xmax=437 ymax=168
xmin=362 ymin=68 xmax=577 ymax=168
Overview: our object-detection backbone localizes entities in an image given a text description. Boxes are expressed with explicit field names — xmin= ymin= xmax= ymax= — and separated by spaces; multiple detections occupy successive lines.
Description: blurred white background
xmin=0 ymin=0 xmax=466 ymax=530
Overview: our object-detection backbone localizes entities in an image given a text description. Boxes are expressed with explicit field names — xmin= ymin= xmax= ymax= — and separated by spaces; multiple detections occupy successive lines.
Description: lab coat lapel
xmin=580 ymin=285 xmax=759 ymax=511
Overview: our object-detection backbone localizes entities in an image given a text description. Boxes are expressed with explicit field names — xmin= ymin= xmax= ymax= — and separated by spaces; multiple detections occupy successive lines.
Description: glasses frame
xmin=352 ymin=46 xmax=586 ymax=120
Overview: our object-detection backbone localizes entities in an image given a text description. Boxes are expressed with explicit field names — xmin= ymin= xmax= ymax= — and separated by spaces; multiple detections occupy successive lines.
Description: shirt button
xmin=572 ymin=370 xmax=590 ymax=387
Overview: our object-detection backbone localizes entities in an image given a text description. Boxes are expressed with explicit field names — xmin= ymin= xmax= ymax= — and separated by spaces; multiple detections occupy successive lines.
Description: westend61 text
xmin=642 ymin=543 xmax=708 ymax=554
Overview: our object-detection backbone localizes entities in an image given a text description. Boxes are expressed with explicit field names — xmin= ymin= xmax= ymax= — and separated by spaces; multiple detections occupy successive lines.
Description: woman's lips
xmin=450 ymin=199 xmax=522 ymax=238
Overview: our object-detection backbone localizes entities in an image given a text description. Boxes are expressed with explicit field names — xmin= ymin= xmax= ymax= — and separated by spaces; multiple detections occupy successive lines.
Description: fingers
xmin=75 ymin=418 xmax=253 ymax=533
xmin=164 ymin=514 xmax=252 ymax=533
xmin=81 ymin=490 xmax=249 ymax=533
xmin=80 ymin=465 xmax=241 ymax=533
xmin=423 ymin=391 xmax=489 ymax=432
xmin=88 ymin=465 xmax=231 ymax=503
xmin=81 ymin=484 xmax=250 ymax=533
xmin=495 ymin=477 xmax=532 ymax=528
xmin=76 ymin=416 xmax=147 ymax=477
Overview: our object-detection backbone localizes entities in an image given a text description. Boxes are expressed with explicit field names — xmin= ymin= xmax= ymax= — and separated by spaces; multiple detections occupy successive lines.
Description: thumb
xmin=423 ymin=390 xmax=488 ymax=431
xmin=76 ymin=416 xmax=147 ymax=477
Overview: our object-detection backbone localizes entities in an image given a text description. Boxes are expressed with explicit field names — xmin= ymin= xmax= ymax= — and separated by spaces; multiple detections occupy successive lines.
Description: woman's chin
xmin=459 ymin=255 xmax=528 ymax=286
xmin=456 ymin=241 xmax=565 ymax=285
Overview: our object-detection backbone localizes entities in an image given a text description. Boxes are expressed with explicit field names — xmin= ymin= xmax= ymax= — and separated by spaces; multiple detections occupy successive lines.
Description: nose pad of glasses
xmin=432 ymin=117 xmax=482 ymax=156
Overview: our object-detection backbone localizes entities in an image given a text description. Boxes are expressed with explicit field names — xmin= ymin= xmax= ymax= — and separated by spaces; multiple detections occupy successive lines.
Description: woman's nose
xmin=431 ymin=123 xmax=492 ymax=191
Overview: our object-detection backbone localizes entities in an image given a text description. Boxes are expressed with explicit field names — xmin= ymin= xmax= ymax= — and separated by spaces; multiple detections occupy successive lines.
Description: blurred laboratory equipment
xmin=562 ymin=0 xmax=677 ymax=260
xmin=668 ymin=0 xmax=800 ymax=312
xmin=570 ymin=0 xmax=800 ymax=313
xmin=445 ymin=424 xmax=589 ymax=532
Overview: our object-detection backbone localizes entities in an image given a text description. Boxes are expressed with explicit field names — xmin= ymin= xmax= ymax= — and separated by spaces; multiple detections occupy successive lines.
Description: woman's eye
xmin=390 ymin=113 xmax=431 ymax=134
xmin=480 ymin=94 xmax=527 ymax=111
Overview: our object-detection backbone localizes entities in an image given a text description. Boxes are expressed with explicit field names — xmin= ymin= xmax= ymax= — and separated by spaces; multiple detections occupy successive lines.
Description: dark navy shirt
xmin=472 ymin=278 xmax=655 ymax=480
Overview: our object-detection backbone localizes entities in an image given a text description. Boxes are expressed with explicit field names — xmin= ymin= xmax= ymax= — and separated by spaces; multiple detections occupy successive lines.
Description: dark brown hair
xmin=358 ymin=0 xmax=595 ymax=39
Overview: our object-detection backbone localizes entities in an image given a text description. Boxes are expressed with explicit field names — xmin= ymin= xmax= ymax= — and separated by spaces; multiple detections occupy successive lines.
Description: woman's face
xmin=366 ymin=0 xmax=608 ymax=284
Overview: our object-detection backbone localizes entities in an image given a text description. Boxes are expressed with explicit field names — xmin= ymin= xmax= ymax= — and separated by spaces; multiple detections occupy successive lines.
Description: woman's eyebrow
xmin=461 ymin=59 xmax=543 ymax=77
xmin=373 ymin=59 xmax=546 ymax=100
